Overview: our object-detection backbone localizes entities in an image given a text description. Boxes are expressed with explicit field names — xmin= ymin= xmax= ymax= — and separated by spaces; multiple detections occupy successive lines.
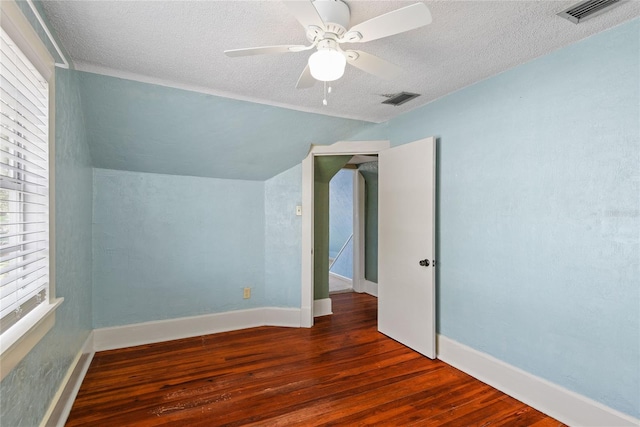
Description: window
xmin=0 ymin=0 xmax=59 ymax=380
xmin=0 ymin=27 xmax=49 ymax=335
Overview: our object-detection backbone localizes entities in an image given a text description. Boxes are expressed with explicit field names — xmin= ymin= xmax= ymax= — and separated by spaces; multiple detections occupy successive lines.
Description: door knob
xmin=419 ymin=259 xmax=430 ymax=267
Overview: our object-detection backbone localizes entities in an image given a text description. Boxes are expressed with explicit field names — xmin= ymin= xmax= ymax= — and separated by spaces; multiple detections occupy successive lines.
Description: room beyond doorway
xmin=328 ymin=160 xmax=379 ymax=295
xmin=329 ymin=168 xmax=354 ymax=293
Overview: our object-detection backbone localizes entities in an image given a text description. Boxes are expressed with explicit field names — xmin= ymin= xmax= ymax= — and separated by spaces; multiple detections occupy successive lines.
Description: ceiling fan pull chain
xmin=323 ymin=81 xmax=328 ymax=106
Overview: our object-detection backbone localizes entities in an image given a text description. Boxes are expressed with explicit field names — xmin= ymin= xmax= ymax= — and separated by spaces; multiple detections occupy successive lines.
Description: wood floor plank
xmin=66 ymin=292 xmax=564 ymax=426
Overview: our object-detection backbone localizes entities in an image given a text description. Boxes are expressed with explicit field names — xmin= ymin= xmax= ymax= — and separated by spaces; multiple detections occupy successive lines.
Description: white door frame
xmin=300 ymin=140 xmax=390 ymax=327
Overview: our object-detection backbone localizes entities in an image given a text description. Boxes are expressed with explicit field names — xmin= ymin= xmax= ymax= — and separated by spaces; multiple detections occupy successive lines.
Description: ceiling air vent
xmin=557 ymin=0 xmax=621 ymax=24
xmin=382 ymin=92 xmax=420 ymax=106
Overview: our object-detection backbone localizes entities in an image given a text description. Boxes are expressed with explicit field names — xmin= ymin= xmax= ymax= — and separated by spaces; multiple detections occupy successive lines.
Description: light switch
xmin=296 ymin=205 xmax=302 ymax=216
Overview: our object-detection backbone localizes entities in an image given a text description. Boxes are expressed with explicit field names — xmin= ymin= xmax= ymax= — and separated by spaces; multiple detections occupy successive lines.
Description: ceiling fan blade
xmin=347 ymin=3 xmax=432 ymax=43
xmin=283 ymin=1 xmax=326 ymax=31
xmin=346 ymin=50 xmax=402 ymax=80
xmin=224 ymin=45 xmax=307 ymax=57
xmin=296 ymin=64 xmax=316 ymax=89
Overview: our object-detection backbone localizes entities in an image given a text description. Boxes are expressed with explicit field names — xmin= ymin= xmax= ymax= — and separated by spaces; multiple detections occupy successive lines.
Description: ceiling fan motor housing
xmin=224 ymin=1 xmax=433 ymax=88
xmin=312 ymin=0 xmax=350 ymax=37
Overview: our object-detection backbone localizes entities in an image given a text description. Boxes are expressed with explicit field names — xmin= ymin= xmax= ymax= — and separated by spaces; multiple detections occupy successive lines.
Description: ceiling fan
xmin=224 ymin=0 xmax=432 ymax=89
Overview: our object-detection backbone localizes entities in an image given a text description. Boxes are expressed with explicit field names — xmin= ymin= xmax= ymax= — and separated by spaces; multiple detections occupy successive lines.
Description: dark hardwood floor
xmin=67 ymin=293 xmax=564 ymax=426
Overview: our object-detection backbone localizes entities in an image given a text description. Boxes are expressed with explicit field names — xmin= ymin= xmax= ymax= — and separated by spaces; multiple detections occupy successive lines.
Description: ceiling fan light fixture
xmin=308 ymin=48 xmax=346 ymax=82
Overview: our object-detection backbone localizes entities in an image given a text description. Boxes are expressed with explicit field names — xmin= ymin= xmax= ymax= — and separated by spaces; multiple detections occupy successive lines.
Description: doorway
xmin=300 ymin=137 xmax=437 ymax=360
xmin=300 ymin=140 xmax=390 ymax=327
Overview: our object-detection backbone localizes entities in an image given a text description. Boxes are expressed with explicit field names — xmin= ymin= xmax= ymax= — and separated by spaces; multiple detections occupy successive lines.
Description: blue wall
xmin=0 ymin=69 xmax=94 ymax=426
xmin=364 ymin=19 xmax=638 ymax=418
xmin=264 ymin=164 xmax=302 ymax=307
xmin=92 ymin=169 xmax=265 ymax=327
xmin=329 ymin=169 xmax=353 ymax=278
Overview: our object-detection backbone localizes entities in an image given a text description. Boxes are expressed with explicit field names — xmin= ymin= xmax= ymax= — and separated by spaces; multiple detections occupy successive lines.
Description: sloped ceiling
xmin=76 ymin=71 xmax=375 ymax=180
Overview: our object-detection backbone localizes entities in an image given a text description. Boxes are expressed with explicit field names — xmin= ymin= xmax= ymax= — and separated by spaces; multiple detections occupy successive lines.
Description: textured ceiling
xmin=41 ymin=0 xmax=640 ymax=123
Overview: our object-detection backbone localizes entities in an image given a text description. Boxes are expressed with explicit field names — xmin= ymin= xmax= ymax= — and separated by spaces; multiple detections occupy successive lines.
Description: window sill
xmin=0 ymin=298 xmax=63 ymax=381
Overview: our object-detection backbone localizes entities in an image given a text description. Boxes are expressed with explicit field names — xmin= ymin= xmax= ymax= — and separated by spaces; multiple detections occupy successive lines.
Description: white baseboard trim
xmin=329 ymin=272 xmax=353 ymax=292
xmin=300 ymin=307 xmax=312 ymax=327
xmin=40 ymin=332 xmax=95 ymax=427
xmin=437 ymin=335 xmax=639 ymax=427
xmin=82 ymin=330 xmax=94 ymax=354
xmin=313 ymin=298 xmax=332 ymax=317
xmin=263 ymin=307 xmax=301 ymax=328
xmin=93 ymin=307 xmax=302 ymax=352
xmin=362 ymin=280 xmax=378 ymax=297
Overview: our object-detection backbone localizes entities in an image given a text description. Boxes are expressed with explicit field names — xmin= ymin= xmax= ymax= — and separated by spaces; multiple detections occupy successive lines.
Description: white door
xmin=378 ymin=137 xmax=436 ymax=358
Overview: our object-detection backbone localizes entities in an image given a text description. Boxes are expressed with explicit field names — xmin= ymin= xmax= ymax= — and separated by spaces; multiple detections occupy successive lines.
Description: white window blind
xmin=0 ymin=27 xmax=49 ymax=335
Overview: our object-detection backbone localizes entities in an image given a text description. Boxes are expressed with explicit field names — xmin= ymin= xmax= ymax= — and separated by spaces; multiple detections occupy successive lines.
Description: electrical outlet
xmin=243 ymin=287 xmax=251 ymax=299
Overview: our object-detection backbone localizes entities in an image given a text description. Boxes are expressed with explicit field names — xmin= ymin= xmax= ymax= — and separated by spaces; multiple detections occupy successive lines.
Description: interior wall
xmin=370 ymin=19 xmax=638 ymax=418
xmin=358 ymin=162 xmax=379 ymax=283
xmin=0 ymin=69 xmax=94 ymax=426
xmin=264 ymin=164 xmax=302 ymax=307
xmin=92 ymin=169 xmax=265 ymax=328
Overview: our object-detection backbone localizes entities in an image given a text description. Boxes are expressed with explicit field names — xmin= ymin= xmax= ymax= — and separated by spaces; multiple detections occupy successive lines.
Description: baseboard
xmin=263 ymin=307 xmax=301 ymax=328
xmin=362 ymin=280 xmax=378 ymax=297
xmin=437 ymin=335 xmax=639 ymax=427
xmin=82 ymin=330 xmax=94 ymax=354
xmin=40 ymin=332 xmax=95 ymax=427
xmin=93 ymin=307 xmax=302 ymax=351
xmin=313 ymin=298 xmax=332 ymax=317
xmin=300 ymin=307 xmax=312 ymax=327
xmin=329 ymin=272 xmax=352 ymax=291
